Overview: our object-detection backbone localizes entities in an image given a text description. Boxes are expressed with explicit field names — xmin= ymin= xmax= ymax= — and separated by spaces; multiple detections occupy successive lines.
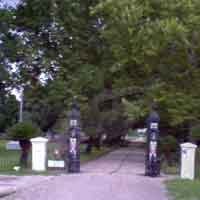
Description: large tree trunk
xmin=19 ymin=140 xmax=31 ymax=168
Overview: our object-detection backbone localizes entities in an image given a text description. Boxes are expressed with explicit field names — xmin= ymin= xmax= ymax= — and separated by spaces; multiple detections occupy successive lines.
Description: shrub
xmin=190 ymin=125 xmax=200 ymax=144
xmin=160 ymin=135 xmax=179 ymax=165
xmin=160 ymin=135 xmax=178 ymax=152
xmin=7 ymin=122 xmax=41 ymax=140
xmin=195 ymin=148 xmax=200 ymax=179
xmin=6 ymin=122 xmax=41 ymax=168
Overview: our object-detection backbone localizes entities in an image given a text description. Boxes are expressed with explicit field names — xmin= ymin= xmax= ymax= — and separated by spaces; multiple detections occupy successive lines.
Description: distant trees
xmin=94 ymin=0 xmax=200 ymax=134
xmin=0 ymin=0 xmax=108 ymax=132
xmin=0 ymin=67 xmax=18 ymax=132
xmin=0 ymin=92 xmax=18 ymax=132
xmin=1 ymin=0 xmax=200 ymax=140
xmin=0 ymin=4 xmax=19 ymax=131
xmin=7 ymin=121 xmax=40 ymax=167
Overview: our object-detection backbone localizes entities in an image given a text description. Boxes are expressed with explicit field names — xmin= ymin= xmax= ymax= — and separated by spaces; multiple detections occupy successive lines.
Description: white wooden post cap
xmin=180 ymin=142 xmax=197 ymax=149
xmin=31 ymin=137 xmax=48 ymax=143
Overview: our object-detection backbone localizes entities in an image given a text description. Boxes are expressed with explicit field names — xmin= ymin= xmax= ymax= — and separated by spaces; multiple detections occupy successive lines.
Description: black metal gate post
xmin=145 ymin=103 xmax=160 ymax=177
xmin=68 ymin=98 xmax=81 ymax=173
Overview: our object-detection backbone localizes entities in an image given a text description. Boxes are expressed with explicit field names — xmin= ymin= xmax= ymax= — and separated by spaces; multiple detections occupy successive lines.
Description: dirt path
xmin=4 ymin=146 xmax=170 ymax=200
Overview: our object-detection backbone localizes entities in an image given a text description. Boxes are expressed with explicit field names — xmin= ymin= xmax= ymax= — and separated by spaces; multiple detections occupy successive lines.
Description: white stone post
xmin=180 ymin=142 xmax=197 ymax=180
xmin=31 ymin=137 xmax=48 ymax=171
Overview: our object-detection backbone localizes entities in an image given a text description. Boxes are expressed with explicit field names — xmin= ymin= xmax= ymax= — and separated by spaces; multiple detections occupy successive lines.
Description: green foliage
xmin=160 ymin=135 xmax=179 ymax=166
xmin=93 ymin=0 xmax=200 ymax=127
xmin=122 ymin=98 xmax=147 ymax=121
xmin=166 ymin=179 xmax=200 ymax=200
xmin=0 ymin=93 xmax=18 ymax=132
xmin=7 ymin=122 xmax=41 ymax=140
xmin=1 ymin=0 xmax=111 ymax=133
xmin=23 ymin=79 xmax=68 ymax=131
xmin=160 ymin=135 xmax=179 ymax=152
xmin=81 ymin=102 xmax=100 ymax=137
xmin=2 ymin=0 xmax=200 ymax=138
xmin=127 ymin=129 xmax=138 ymax=137
xmin=195 ymin=148 xmax=200 ymax=179
xmin=162 ymin=160 xmax=179 ymax=175
xmin=0 ymin=140 xmax=21 ymax=172
xmin=190 ymin=125 xmax=200 ymax=143
xmin=82 ymin=89 xmax=128 ymax=141
xmin=9 ymin=0 xmax=108 ymax=95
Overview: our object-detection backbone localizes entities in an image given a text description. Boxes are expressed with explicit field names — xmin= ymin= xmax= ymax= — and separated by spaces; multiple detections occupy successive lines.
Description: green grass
xmin=0 ymin=140 xmax=22 ymax=172
xmin=162 ymin=163 xmax=179 ymax=175
xmin=47 ymin=142 xmax=112 ymax=163
xmin=80 ymin=146 xmax=111 ymax=163
xmin=165 ymin=148 xmax=200 ymax=200
xmin=162 ymin=148 xmax=200 ymax=178
xmin=0 ymin=140 xmax=112 ymax=175
xmin=127 ymin=129 xmax=138 ymax=137
xmin=166 ymin=179 xmax=200 ymax=200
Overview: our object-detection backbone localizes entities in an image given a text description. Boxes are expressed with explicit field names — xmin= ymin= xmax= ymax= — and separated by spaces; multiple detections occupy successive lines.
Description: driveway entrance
xmin=5 ymin=146 xmax=169 ymax=200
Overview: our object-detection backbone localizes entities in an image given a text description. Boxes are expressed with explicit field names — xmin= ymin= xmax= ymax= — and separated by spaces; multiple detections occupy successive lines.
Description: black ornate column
xmin=68 ymin=98 xmax=81 ymax=173
xmin=145 ymin=103 xmax=160 ymax=177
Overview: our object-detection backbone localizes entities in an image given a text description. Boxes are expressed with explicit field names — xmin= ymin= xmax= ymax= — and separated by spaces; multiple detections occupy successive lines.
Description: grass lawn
xmin=80 ymin=146 xmax=111 ymax=164
xmin=0 ymin=140 xmax=21 ymax=172
xmin=166 ymin=148 xmax=200 ymax=200
xmin=0 ymin=140 xmax=112 ymax=175
xmin=46 ymin=141 xmax=112 ymax=163
xmin=166 ymin=179 xmax=200 ymax=200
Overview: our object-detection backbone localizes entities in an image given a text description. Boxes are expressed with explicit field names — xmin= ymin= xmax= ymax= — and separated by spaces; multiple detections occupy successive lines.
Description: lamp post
xmin=145 ymin=102 xmax=160 ymax=177
xmin=67 ymin=98 xmax=81 ymax=173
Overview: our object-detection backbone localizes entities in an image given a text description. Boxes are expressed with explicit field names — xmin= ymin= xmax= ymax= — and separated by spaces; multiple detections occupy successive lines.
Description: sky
xmin=1 ymin=0 xmax=19 ymax=7
xmin=1 ymin=1 xmax=20 ymax=100
xmin=11 ymin=88 xmax=21 ymax=101
xmin=2 ymin=0 xmax=50 ymax=101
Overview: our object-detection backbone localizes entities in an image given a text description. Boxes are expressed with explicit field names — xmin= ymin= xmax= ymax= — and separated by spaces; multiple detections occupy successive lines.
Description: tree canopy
xmin=94 ymin=0 xmax=200 ymax=127
xmin=1 ymin=0 xmax=200 ymax=138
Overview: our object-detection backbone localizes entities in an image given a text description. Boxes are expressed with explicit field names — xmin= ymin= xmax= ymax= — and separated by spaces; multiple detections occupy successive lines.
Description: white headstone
xmin=180 ymin=142 xmax=197 ymax=180
xmin=31 ymin=137 xmax=48 ymax=171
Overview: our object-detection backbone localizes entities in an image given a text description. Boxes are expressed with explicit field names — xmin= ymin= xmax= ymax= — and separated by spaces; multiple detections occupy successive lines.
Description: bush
xmin=160 ymin=135 xmax=179 ymax=165
xmin=195 ymin=148 xmax=200 ymax=179
xmin=191 ymin=125 xmax=200 ymax=144
xmin=7 ymin=122 xmax=41 ymax=140
xmin=160 ymin=135 xmax=178 ymax=152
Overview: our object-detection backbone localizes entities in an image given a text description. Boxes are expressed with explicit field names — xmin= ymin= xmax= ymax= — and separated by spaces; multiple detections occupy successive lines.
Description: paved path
xmin=4 ymin=147 xmax=170 ymax=200
xmin=0 ymin=176 xmax=53 ymax=198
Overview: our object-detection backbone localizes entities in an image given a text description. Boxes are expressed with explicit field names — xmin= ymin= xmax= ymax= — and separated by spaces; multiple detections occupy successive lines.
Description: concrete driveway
xmin=4 ymin=146 xmax=170 ymax=200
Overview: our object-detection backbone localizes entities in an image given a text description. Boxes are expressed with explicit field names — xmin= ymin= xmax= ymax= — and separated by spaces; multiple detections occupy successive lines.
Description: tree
xmin=0 ymin=8 xmax=18 ymax=131
xmin=7 ymin=122 xmax=40 ymax=167
xmin=24 ymin=79 xmax=68 ymax=131
xmin=2 ymin=0 xmax=111 ymax=133
xmin=0 ymin=93 xmax=18 ymax=132
xmin=94 ymin=0 xmax=200 ymax=130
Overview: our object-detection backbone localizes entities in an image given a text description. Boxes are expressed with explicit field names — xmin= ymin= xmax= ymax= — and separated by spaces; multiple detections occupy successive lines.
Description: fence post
xmin=31 ymin=137 xmax=48 ymax=171
xmin=180 ymin=142 xmax=197 ymax=180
